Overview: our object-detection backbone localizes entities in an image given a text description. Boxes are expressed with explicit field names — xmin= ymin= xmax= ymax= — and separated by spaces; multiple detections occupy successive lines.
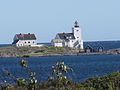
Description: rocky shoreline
xmin=0 ymin=46 xmax=120 ymax=58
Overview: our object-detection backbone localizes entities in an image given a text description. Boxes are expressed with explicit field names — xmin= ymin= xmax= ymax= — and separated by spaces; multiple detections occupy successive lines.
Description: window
xmin=25 ymin=42 xmax=26 ymax=43
xmin=28 ymin=41 xmax=30 ymax=43
xmin=33 ymin=41 xmax=34 ymax=43
xmin=77 ymin=30 xmax=79 ymax=32
xmin=66 ymin=36 xmax=71 ymax=39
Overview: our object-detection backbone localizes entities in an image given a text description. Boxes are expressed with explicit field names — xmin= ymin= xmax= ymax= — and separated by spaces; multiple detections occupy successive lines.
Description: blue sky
xmin=0 ymin=0 xmax=120 ymax=44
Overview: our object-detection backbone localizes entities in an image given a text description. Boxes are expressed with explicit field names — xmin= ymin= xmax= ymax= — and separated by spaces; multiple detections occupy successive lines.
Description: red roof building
xmin=12 ymin=33 xmax=37 ymax=47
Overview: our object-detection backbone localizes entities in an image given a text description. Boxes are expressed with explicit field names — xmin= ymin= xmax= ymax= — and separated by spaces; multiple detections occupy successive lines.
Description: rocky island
xmin=0 ymin=46 xmax=80 ymax=57
xmin=0 ymin=46 xmax=120 ymax=58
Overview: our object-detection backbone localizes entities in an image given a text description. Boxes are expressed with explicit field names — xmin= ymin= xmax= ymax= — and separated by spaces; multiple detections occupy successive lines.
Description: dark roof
xmin=85 ymin=45 xmax=93 ymax=49
xmin=84 ymin=45 xmax=104 ymax=52
xmin=12 ymin=39 xmax=19 ymax=44
xmin=58 ymin=33 xmax=75 ymax=40
xmin=84 ymin=45 xmax=93 ymax=52
xmin=74 ymin=21 xmax=79 ymax=27
xmin=84 ymin=43 xmax=104 ymax=50
xmin=16 ymin=33 xmax=36 ymax=40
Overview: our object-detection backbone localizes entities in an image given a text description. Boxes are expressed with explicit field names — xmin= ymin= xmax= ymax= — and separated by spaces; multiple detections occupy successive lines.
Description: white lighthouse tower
xmin=72 ymin=21 xmax=83 ymax=49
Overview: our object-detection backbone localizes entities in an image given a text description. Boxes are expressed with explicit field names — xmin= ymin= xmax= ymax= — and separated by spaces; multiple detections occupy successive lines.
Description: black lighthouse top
xmin=74 ymin=21 xmax=79 ymax=27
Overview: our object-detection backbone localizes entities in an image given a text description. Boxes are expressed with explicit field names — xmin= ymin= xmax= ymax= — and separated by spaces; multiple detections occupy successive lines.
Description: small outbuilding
xmin=84 ymin=45 xmax=93 ymax=53
xmin=97 ymin=46 xmax=104 ymax=52
xmin=84 ymin=45 xmax=104 ymax=53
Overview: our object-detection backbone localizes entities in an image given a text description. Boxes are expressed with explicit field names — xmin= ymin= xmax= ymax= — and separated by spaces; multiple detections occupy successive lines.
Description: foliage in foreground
xmin=38 ymin=71 xmax=120 ymax=90
xmin=76 ymin=71 xmax=120 ymax=90
xmin=0 ymin=57 xmax=120 ymax=90
xmin=0 ymin=57 xmax=74 ymax=90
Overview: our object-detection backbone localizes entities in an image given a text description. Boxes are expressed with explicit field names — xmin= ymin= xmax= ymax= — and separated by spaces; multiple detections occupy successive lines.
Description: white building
xmin=12 ymin=33 xmax=37 ymax=47
xmin=51 ymin=21 xmax=83 ymax=49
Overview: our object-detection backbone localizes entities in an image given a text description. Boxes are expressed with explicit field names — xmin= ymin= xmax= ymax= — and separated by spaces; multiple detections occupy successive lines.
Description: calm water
xmin=0 ymin=44 xmax=12 ymax=47
xmin=0 ymin=41 xmax=120 ymax=84
xmin=0 ymin=55 xmax=120 ymax=84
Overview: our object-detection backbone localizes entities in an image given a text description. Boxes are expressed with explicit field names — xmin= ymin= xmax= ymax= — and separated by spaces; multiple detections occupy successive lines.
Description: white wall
xmin=67 ymin=39 xmax=83 ymax=49
xmin=72 ymin=27 xmax=82 ymax=40
xmin=72 ymin=26 xmax=83 ymax=49
xmin=54 ymin=42 xmax=63 ymax=47
xmin=16 ymin=40 xmax=37 ymax=47
xmin=79 ymin=40 xmax=83 ymax=49
xmin=67 ymin=39 xmax=75 ymax=47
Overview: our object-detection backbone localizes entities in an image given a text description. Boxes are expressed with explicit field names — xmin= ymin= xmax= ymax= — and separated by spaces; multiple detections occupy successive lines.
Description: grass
xmin=17 ymin=46 xmax=80 ymax=57
xmin=0 ymin=46 xmax=107 ymax=57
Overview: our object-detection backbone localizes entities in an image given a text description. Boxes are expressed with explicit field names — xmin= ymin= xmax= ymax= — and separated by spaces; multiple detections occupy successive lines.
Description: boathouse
xmin=84 ymin=45 xmax=104 ymax=53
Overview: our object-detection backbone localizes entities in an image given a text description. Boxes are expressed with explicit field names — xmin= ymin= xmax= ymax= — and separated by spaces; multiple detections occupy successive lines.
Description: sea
xmin=0 ymin=41 xmax=120 ymax=84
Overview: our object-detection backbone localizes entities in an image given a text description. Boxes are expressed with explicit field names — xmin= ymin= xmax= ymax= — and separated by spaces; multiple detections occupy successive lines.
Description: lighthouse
xmin=72 ymin=21 xmax=83 ymax=49
xmin=52 ymin=21 xmax=84 ymax=49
